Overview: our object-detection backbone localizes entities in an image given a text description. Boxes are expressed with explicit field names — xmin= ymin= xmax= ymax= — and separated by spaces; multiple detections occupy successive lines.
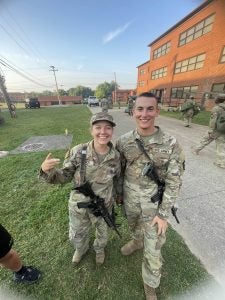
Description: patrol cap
xmin=90 ymin=112 xmax=116 ymax=127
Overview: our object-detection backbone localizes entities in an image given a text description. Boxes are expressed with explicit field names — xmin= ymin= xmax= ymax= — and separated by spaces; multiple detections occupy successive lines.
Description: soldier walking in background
xmin=101 ymin=98 xmax=109 ymax=112
xmin=40 ymin=112 xmax=120 ymax=265
xmin=193 ymin=94 xmax=225 ymax=168
xmin=116 ymin=92 xmax=184 ymax=300
xmin=127 ymin=96 xmax=134 ymax=116
xmin=180 ymin=96 xmax=199 ymax=127
xmin=117 ymin=97 xmax=121 ymax=109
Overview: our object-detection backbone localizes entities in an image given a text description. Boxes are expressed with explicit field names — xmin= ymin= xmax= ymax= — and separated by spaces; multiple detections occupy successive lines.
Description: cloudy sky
xmin=0 ymin=0 xmax=203 ymax=92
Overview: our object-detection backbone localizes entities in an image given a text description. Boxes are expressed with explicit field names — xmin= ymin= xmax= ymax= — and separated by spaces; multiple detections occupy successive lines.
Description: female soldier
xmin=40 ymin=112 xmax=120 ymax=265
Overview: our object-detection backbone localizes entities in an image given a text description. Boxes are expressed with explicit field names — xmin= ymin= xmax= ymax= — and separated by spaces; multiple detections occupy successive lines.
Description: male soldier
xmin=101 ymin=98 xmax=109 ymax=112
xmin=116 ymin=92 xmax=184 ymax=300
xmin=193 ymin=94 xmax=225 ymax=168
xmin=181 ymin=96 xmax=197 ymax=127
xmin=0 ymin=223 xmax=41 ymax=283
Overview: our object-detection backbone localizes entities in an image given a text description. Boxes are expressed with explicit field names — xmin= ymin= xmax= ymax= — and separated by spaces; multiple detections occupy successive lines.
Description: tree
xmin=68 ymin=86 xmax=94 ymax=98
xmin=95 ymin=81 xmax=119 ymax=99
xmin=28 ymin=91 xmax=39 ymax=97
xmin=40 ymin=90 xmax=53 ymax=96
xmin=58 ymin=89 xmax=68 ymax=96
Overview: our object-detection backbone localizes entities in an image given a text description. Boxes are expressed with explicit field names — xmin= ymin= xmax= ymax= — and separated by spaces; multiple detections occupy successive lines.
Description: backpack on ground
xmin=216 ymin=107 xmax=225 ymax=133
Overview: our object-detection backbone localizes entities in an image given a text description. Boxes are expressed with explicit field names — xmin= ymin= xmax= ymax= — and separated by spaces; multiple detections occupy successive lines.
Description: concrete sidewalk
xmin=90 ymin=106 xmax=225 ymax=286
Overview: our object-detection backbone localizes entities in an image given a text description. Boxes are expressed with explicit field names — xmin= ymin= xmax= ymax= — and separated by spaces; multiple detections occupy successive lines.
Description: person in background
xmin=180 ymin=96 xmax=198 ymax=127
xmin=193 ymin=94 xmax=225 ymax=168
xmin=101 ymin=98 xmax=109 ymax=112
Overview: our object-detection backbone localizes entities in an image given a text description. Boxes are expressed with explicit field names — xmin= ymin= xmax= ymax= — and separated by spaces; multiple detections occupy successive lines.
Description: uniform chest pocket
xmin=153 ymin=151 xmax=171 ymax=168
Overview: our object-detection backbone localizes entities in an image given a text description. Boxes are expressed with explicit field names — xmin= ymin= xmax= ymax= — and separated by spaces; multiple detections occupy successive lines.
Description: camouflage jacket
xmin=116 ymin=127 xmax=184 ymax=219
xmin=101 ymin=99 xmax=109 ymax=109
xmin=209 ymin=102 xmax=225 ymax=135
xmin=40 ymin=141 xmax=121 ymax=206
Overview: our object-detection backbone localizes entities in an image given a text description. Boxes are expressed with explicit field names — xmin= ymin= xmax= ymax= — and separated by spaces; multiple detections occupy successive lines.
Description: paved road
xmin=90 ymin=106 xmax=225 ymax=287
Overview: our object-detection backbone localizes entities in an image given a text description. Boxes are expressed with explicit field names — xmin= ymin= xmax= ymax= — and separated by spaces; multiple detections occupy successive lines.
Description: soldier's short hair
xmin=136 ymin=92 xmax=158 ymax=106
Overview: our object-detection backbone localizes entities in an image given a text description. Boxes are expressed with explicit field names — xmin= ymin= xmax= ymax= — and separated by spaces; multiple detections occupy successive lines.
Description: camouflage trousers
xmin=183 ymin=110 xmax=194 ymax=126
xmin=124 ymin=186 xmax=166 ymax=288
xmin=195 ymin=132 xmax=225 ymax=168
xmin=68 ymin=201 xmax=108 ymax=255
xmin=215 ymin=135 xmax=225 ymax=168
xmin=195 ymin=131 xmax=215 ymax=152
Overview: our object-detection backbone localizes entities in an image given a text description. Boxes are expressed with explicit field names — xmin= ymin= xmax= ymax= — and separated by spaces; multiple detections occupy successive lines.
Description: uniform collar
xmin=133 ymin=126 xmax=164 ymax=145
xmin=87 ymin=140 xmax=116 ymax=160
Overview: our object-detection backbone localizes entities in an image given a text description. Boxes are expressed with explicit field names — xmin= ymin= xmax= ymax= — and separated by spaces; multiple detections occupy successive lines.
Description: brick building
xmin=0 ymin=92 xmax=25 ymax=103
xmin=38 ymin=96 xmax=82 ymax=106
xmin=137 ymin=0 xmax=225 ymax=111
xmin=112 ymin=89 xmax=136 ymax=103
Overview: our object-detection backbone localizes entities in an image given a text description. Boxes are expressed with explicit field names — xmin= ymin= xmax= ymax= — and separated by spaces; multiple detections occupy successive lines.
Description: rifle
xmin=74 ymin=182 xmax=122 ymax=238
xmin=142 ymin=162 xmax=180 ymax=224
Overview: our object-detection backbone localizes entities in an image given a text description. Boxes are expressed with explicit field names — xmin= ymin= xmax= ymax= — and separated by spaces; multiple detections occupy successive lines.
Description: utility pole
xmin=0 ymin=73 xmax=16 ymax=118
xmin=114 ymin=72 xmax=117 ymax=104
xmin=49 ymin=66 xmax=61 ymax=105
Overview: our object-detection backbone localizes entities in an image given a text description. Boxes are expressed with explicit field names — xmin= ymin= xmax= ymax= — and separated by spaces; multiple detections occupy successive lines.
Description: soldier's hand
xmin=151 ymin=216 xmax=168 ymax=235
xmin=41 ymin=153 xmax=60 ymax=173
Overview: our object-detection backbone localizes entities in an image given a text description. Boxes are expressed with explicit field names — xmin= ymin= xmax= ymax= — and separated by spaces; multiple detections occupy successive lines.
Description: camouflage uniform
xmin=40 ymin=141 xmax=120 ymax=255
xmin=195 ymin=102 xmax=225 ymax=168
xmin=182 ymin=99 xmax=195 ymax=127
xmin=128 ymin=97 xmax=134 ymax=116
xmin=101 ymin=98 xmax=109 ymax=112
xmin=116 ymin=127 xmax=184 ymax=288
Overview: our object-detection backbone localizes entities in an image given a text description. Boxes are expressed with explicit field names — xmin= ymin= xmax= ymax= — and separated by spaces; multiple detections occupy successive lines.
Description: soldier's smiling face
xmin=133 ymin=96 xmax=159 ymax=134
xmin=91 ymin=121 xmax=113 ymax=145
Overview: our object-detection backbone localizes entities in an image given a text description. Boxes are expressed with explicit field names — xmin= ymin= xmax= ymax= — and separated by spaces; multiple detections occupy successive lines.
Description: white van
xmin=88 ymin=96 xmax=99 ymax=106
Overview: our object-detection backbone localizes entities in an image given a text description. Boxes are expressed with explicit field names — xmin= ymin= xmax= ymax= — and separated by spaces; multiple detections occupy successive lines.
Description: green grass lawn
xmin=0 ymin=106 xmax=212 ymax=299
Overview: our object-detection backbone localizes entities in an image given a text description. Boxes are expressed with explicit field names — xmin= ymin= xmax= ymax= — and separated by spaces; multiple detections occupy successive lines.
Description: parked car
xmin=88 ymin=96 xmax=99 ymax=106
xmin=25 ymin=98 xmax=40 ymax=109
xmin=82 ymin=98 xmax=88 ymax=104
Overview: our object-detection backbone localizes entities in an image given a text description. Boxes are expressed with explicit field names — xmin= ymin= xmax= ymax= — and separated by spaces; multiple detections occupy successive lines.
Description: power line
xmin=0 ymin=57 xmax=52 ymax=88
xmin=3 ymin=8 xmax=51 ymax=66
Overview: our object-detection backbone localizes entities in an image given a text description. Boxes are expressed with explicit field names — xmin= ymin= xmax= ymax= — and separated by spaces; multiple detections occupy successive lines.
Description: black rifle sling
xmin=135 ymin=138 xmax=162 ymax=185
xmin=135 ymin=138 xmax=151 ymax=161
xmin=80 ymin=145 xmax=87 ymax=184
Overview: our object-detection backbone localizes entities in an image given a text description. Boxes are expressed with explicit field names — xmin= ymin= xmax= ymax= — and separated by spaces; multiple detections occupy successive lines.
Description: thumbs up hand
xmin=41 ymin=153 xmax=60 ymax=173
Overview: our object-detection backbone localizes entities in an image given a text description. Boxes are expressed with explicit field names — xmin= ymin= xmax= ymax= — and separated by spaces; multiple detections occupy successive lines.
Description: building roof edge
xmin=148 ymin=0 xmax=214 ymax=47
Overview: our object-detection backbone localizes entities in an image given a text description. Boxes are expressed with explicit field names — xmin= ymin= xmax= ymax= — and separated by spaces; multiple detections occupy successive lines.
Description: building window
xmin=219 ymin=46 xmax=225 ymax=63
xmin=174 ymin=53 xmax=205 ymax=74
xmin=179 ymin=14 xmax=215 ymax=46
xmin=140 ymin=69 xmax=146 ymax=75
xmin=211 ymin=83 xmax=225 ymax=93
xmin=171 ymin=86 xmax=198 ymax=98
xmin=151 ymin=67 xmax=167 ymax=80
xmin=153 ymin=42 xmax=171 ymax=59
xmin=139 ymin=81 xmax=145 ymax=86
